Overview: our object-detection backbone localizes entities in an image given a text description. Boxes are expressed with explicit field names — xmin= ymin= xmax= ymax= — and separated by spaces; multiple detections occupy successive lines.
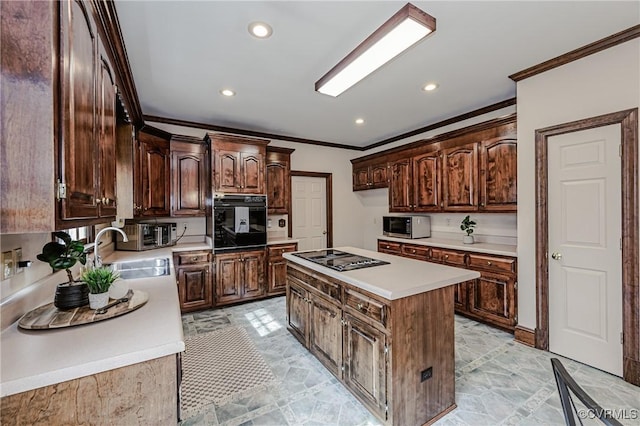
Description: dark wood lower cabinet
xmin=266 ymin=243 xmax=298 ymax=295
xmin=174 ymin=251 xmax=213 ymax=313
xmin=215 ymin=249 xmax=265 ymax=306
xmin=378 ymin=239 xmax=517 ymax=332
xmin=286 ymin=262 xmax=456 ymax=426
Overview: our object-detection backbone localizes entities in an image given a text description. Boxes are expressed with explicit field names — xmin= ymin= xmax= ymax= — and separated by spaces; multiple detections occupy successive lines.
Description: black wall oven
xmin=213 ymin=195 xmax=267 ymax=252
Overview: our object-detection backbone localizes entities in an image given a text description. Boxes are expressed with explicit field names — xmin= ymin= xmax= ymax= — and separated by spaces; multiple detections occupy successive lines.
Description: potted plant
xmin=460 ymin=215 xmax=477 ymax=244
xmin=37 ymin=231 xmax=89 ymax=309
xmin=81 ymin=267 xmax=120 ymax=309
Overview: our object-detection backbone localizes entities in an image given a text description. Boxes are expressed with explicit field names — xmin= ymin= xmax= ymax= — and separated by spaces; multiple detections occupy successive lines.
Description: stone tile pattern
xmin=181 ymin=326 xmax=275 ymax=419
xmin=181 ymin=298 xmax=640 ymax=426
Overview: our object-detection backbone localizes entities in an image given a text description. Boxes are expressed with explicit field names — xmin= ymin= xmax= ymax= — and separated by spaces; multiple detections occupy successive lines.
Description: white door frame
xmin=290 ymin=171 xmax=333 ymax=248
xmin=534 ymin=108 xmax=639 ymax=386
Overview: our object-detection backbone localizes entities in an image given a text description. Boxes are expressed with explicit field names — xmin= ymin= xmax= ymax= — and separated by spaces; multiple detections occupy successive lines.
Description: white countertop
xmin=284 ymin=246 xmax=479 ymax=300
xmin=266 ymin=237 xmax=300 ymax=246
xmin=378 ymin=235 xmax=517 ymax=257
xmin=0 ymin=242 xmax=210 ymax=398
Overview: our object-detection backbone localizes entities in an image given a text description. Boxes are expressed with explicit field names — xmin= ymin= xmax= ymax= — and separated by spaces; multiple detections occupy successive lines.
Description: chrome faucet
xmin=93 ymin=227 xmax=128 ymax=268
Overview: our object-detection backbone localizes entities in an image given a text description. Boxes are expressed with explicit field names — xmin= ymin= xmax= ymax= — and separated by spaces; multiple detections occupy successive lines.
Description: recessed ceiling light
xmin=423 ymin=82 xmax=439 ymax=91
xmin=249 ymin=22 xmax=273 ymax=38
xmin=220 ymin=89 xmax=236 ymax=97
xmin=355 ymin=118 xmax=365 ymax=125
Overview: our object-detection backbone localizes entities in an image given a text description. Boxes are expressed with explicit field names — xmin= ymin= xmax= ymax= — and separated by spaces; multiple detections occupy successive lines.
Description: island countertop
xmin=0 ymin=242 xmax=210 ymax=398
xmin=283 ymin=246 xmax=480 ymax=300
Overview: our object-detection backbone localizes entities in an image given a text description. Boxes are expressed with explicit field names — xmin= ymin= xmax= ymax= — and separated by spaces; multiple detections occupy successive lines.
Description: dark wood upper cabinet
xmin=206 ymin=133 xmax=269 ymax=195
xmin=443 ymin=143 xmax=478 ymax=211
xmin=266 ymin=147 xmax=294 ymax=214
xmin=388 ymin=158 xmax=412 ymax=212
xmin=136 ymin=129 xmax=171 ymax=217
xmin=413 ymin=151 xmax=442 ymax=211
xmin=171 ymin=138 xmax=208 ymax=217
xmin=59 ymin=0 xmax=99 ymax=221
xmin=479 ymin=137 xmax=517 ymax=211
xmin=58 ymin=0 xmax=118 ymax=225
xmin=351 ymin=159 xmax=388 ymax=191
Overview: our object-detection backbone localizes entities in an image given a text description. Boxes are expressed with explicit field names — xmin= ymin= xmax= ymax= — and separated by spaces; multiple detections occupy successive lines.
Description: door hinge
xmin=620 ymin=238 xmax=622 ymax=250
xmin=514 ymin=281 xmax=518 ymax=291
xmin=384 ymin=345 xmax=389 ymax=355
xmin=56 ymin=180 xmax=67 ymax=200
xmin=620 ymin=332 xmax=624 ymax=344
xmin=619 ymin=144 xmax=622 ymax=157
xmin=341 ymin=365 xmax=345 ymax=372
xmin=514 ymin=314 xmax=518 ymax=323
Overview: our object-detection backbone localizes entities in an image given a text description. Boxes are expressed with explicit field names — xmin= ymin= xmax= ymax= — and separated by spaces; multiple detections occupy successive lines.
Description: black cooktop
xmin=293 ymin=249 xmax=389 ymax=272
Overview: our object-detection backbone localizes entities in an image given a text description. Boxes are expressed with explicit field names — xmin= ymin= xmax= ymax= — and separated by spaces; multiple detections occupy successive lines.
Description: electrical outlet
xmin=446 ymin=218 xmax=451 ymax=227
xmin=14 ymin=248 xmax=23 ymax=274
xmin=2 ymin=251 xmax=14 ymax=280
xmin=420 ymin=367 xmax=433 ymax=382
xmin=181 ymin=222 xmax=188 ymax=230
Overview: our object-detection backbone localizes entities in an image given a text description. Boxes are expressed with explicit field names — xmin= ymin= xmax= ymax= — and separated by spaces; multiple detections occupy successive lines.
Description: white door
xmin=548 ymin=124 xmax=623 ymax=376
xmin=292 ymin=176 xmax=327 ymax=251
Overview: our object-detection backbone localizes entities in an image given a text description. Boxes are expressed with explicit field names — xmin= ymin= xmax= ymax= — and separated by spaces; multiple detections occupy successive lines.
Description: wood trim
xmin=514 ymin=325 xmax=536 ymax=347
xmin=267 ymin=146 xmax=295 ymax=155
xmin=290 ymin=171 xmax=333 ymax=248
xmin=140 ymin=124 xmax=172 ymax=140
xmin=535 ymin=108 xmax=639 ymax=386
xmin=362 ymin=98 xmax=516 ymax=151
xmin=91 ymin=1 xmax=143 ymax=127
xmin=145 ymin=115 xmax=361 ymax=151
xmin=510 ymin=25 xmax=640 ymax=82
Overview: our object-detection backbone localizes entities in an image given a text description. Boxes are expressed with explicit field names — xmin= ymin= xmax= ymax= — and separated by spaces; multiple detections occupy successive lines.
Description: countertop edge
xmin=377 ymin=235 xmax=517 ymax=257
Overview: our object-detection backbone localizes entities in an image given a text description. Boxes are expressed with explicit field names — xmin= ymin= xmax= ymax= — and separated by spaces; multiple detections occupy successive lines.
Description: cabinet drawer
xmin=344 ymin=288 xmax=386 ymax=327
xmin=377 ymin=240 xmax=402 ymax=255
xmin=400 ymin=244 xmax=430 ymax=260
xmin=467 ymin=253 xmax=515 ymax=274
xmin=176 ymin=251 xmax=211 ymax=265
xmin=431 ymin=248 xmax=466 ymax=266
xmin=287 ymin=266 xmax=341 ymax=302
xmin=267 ymin=243 xmax=298 ymax=258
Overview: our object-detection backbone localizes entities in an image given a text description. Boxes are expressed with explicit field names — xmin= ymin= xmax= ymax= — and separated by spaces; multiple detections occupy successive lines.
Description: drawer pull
xmin=412 ymin=249 xmax=416 ymax=253
xmin=444 ymin=255 xmax=449 ymax=259
xmin=193 ymin=257 xmax=198 ymax=261
xmin=487 ymin=261 xmax=492 ymax=266
xmin=386 ymin=245 xmax=390 ymax=249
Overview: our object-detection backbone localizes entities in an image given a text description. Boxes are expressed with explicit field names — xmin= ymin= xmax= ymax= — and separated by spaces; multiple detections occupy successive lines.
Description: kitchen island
xmin=283 ymin=246 xmax=480 ymax=426
xmin=0 ymin=242 xmax=210 ymax=424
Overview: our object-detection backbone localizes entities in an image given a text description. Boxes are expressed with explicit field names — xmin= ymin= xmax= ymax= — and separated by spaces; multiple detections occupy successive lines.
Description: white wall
xmin=516 ymin=39 xmax=640 ymax=330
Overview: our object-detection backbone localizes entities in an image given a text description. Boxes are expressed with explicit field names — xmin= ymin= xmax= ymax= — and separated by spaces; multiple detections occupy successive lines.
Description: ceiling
xmin=115 ymin=1 xmax=639 ymax=148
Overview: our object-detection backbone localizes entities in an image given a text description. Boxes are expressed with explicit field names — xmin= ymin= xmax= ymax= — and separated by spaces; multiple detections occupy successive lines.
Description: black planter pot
xmin=54 ymin=281 xmax=89 ymax=310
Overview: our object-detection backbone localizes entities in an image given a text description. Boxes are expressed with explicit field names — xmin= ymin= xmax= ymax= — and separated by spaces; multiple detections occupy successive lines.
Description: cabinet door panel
xmin=266 ymin=162 xmax=287 ymax=212
xmin=216 ymin=151 xmax=240 ymax=192
xmin=215 ymin=256 xmax=242 ymax=304
xmin=268 ymin=259 xmax=287 ymax=294
xmin=480 ymin=137 xmax=517 ymax=211
xmin=287 ymin=281 xmax=309 ymax=345
xmin=310 ymin=296 xmax=343 ymax=377
xmin=443 ymin=143 xmax=478 ymax=211
xmin=177 ymin=265 xmax=212 ymax=312
xmin=469 ymin=271 xmax=516 ymax=329
xmin=413 ymin=152 xmax=441 ymax=211
xmin=454 ymin=281 xmax=469 ymax=312
xmin=97 ymin=53 xmax=116 ymax=217
xmin=389 ymin=159 xmax=412 ymax=212
xmin=370 ymin=164 xmax=388 ymax=188
xmin=172 ymin=150 xmax=206 ymax=216
xmin=141 ymin=145 xmax=170 ymax=216
xmin=344 ymin=315 xmax=387 ymax=419
xmin=242 ymin=251 xmax=265 ymax=298
xmin=241 ymin=154 xmax=263 ymax=193
xmin=352 ymin=167 xmax=370 ymax=191
xmin=60 ymin=0 xmax=98 ymax=220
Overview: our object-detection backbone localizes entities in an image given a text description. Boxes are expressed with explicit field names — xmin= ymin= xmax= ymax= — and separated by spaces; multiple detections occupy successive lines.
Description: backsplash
xmin=267 ymin=214 xmax=288 ymax=240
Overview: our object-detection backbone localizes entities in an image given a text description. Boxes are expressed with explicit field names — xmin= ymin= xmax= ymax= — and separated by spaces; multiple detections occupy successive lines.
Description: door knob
xmin=322 ymin=230 xmax=327 ymax=235
xmin=551 ymin=252 xmax=563 ymax=260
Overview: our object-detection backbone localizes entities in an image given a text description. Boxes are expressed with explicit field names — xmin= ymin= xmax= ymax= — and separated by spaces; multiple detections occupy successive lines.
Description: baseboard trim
xmin=623 ymin=357 xmax=640 ymax=386
xmin=514 ymin=325 xmax=536 ymax=347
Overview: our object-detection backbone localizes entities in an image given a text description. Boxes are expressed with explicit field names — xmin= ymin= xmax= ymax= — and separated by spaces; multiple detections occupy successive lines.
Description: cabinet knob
xmin=412 ymin=249 xmax=416 ymax=253
xmin=480 ymin=203 xmax=485 ymax=207
xmin=444 ymin=255 xmax=449 ymax=259
xmin=357 ymin=303 xmax=364 ymax=310
xmin=487 ymin=261 xmax=492 ymax=266
xmin=96 ymin=198 xmax=102 ymax=204
xmin=192 ymin=257 xmax=198 ymax=261
xmin=385 ymin=245 xmax=390 ymax=249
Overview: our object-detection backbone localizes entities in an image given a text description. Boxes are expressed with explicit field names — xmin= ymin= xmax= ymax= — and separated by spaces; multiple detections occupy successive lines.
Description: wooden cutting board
xmin=17 ymin=290 xmax=149 ymax=330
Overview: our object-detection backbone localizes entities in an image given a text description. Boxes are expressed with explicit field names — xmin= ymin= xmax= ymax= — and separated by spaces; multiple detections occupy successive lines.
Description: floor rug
xmin=180 ymin=326 xmax=275 ymax=418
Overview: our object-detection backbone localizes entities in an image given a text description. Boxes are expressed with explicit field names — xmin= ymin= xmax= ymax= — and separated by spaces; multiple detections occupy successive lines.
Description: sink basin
xmin=105 ymin=258 xmax=170 ymax=280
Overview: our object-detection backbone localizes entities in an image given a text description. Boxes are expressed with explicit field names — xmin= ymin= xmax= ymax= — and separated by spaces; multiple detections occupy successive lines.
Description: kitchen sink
xmin=105 ymin=258 xmax=170 ymax=280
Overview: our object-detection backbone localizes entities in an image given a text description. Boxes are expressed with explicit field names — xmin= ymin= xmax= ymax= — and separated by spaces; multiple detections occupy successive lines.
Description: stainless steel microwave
xmin=383 ymin=216 xmax=431 ymax=239
xmin=116 ymin=222 xmax=177 ymax=251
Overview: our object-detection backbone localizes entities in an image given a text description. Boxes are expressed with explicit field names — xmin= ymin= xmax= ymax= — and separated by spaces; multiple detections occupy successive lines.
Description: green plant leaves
xmin=81 ymin=267 xmax=120 ymax=293
xmin=37 ymin=231 xmax=87 ymax=273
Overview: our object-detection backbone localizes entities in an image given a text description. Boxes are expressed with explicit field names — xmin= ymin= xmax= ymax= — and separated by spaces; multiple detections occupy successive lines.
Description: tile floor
xmin=180 ymin=297 xmax=640 ymax=426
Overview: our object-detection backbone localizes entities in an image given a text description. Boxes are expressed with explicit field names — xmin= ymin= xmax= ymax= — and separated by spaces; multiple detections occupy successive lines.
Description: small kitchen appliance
xmin=116 ymin=221 xmax=177 ymax=251
xmin=383 ymin=215 xmax=431 ymax=239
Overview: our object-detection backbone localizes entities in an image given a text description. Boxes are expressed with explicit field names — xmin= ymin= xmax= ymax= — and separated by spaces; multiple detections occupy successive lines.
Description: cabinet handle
xmin=193 ymin=257 xmax=198 ymax=261
xmin=444 ymin=255 xmax=449 ymax=259
xmin=487 ymin=261 xmax=492 ymax=266
xmin=96 ymin=198 xmax=102 ymax=204
xmin=412 ymin=249 xmax=416 ymax=253
xmin=480 ymin=203 xmax=485 ymax=207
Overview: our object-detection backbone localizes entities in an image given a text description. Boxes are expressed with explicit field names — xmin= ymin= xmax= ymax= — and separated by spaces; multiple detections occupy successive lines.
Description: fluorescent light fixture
xmin=220 ymin=89 xmax=236 ymax=97
xmin=315 ymin=3 xmax=436 ymax=97
xmin=249 ymin=22 xmax=272 ymax=38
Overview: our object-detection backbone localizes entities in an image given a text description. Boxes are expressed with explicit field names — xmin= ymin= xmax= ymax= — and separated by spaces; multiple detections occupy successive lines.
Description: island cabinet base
xmin=286 ymin=263 xmax=456 ymax=426
xmin=1 ymin=355 xmax=178 ymax=425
